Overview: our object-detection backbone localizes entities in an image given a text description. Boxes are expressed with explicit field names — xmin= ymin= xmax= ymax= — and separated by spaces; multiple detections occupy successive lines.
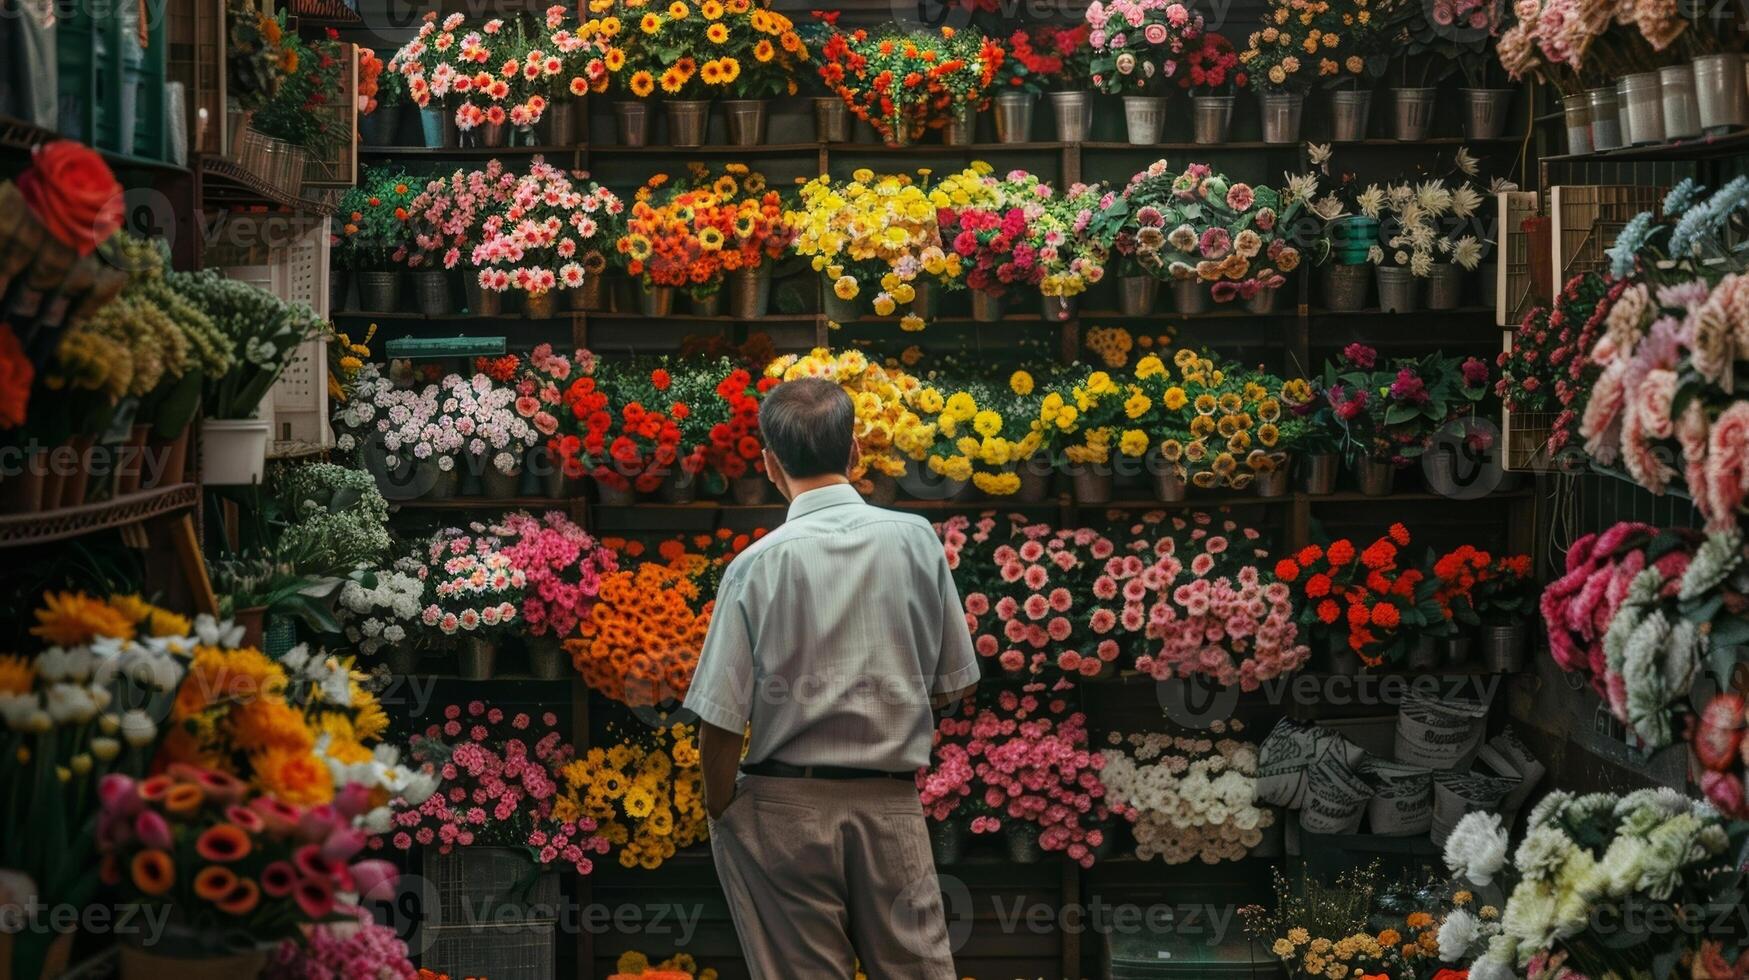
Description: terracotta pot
xmin=233 ymin=606 xmax=267 ymax=648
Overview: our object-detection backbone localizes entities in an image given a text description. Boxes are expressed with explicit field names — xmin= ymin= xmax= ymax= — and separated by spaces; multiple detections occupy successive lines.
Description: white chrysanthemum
xmin=1437 ymin=908 xmax=1481 ymax=961
xmin=1444 ymin=811 xmax=1509 ymax=885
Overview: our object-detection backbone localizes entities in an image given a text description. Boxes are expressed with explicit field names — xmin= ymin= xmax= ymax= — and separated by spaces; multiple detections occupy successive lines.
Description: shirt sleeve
xmin=930 ymin=545 xmax=980 ymax=695
xmin=684 ymin=570 xmax=754 ymax=732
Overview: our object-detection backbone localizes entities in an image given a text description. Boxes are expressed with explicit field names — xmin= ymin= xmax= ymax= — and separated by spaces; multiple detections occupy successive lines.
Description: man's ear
xmin=846 ymin=439 xmax=861 ymax=478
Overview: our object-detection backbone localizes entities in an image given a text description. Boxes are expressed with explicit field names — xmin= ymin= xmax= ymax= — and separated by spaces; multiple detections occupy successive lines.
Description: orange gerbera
xmin=193 ymin=865 xmax=238 ymax=902
xmin=131 ymin=850 xmax=174 ymax=895
xmin=251 ymin=747 xmax=335 ymax=806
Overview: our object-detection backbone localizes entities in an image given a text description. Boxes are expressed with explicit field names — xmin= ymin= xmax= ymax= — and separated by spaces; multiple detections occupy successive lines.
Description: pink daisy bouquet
xmin=489 ymin=509 xmax=619 ymax=638
xmin=382 ymin=701 xmax=609 ymax=876
xmin=386 ymin=12 xmax=466 ymax=112
xmin=412 ymin=525 xmax=527 ymax=639
xmin=1085 ymin=0 xmax=1205 ymax=94
xmin=471 ymin=157 xmax=625 ymax=300
xmin=405 ymin=161 xmax=519 ymax=272
xmin=1132 ymin=515 xmax=1310 ymax=691
xmin=517 ymin=343 xmax=596 ymax=479
xmin=921 ymin=691 xmax=1110 ymax=868
xmin=938 ymin=512 xmax=1163 ymax=690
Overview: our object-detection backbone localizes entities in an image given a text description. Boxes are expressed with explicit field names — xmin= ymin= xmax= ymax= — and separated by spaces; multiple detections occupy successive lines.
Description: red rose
xmin=17 ymin=140 xmax=123 ymax=256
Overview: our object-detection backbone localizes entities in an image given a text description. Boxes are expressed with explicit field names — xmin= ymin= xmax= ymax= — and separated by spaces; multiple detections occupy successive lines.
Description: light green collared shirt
xmin=683 ymin=483 xmax=979 ymax=771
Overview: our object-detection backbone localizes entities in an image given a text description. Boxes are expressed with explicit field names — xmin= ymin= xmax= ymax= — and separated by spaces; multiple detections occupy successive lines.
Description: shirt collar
xmin=786 ymin=482 xmax=864 ymax=522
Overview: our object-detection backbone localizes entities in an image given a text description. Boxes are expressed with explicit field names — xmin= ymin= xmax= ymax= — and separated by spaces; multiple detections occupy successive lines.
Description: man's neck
xmin=784 ymin=475 xmax=851 ymax=500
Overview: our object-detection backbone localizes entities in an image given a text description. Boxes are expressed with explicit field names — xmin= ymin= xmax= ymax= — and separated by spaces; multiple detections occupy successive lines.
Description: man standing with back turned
xmin=684 ymin=376 xmax=979 ymax=979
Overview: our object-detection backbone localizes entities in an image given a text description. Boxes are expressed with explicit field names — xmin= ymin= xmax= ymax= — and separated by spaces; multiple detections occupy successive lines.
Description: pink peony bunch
xmin=920 ymin=691 xmax=1109 ymax=867
xmin=383 ymin=701 xmax=608 ymax=876
xmin=492 ymin=509 xmax=618 ymax=637
xmin=266 ymin=906 xmax=418 ymax=980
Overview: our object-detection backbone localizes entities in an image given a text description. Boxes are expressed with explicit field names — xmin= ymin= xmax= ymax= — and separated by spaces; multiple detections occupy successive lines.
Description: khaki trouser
xmin=709 ymin=774 xmax=957 ymax=980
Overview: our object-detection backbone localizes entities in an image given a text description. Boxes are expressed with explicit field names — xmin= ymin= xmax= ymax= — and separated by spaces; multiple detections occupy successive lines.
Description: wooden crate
xmin=55 ymin=0 xmax=172 ymax=161
xmin=301 ymin=39 xmax=359 ymax=189
xmin=1495 ymin=190 xmax=1540 ymax=328
xmin=1549 ymin=184 xmax=1666 ymax=297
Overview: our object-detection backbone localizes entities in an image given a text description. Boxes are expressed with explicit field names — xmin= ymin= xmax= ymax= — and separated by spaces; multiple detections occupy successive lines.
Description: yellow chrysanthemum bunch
xmin=786 ymin=165 xmax=995 ymax=330
xmin=908 ymin=371 xmax=1047 ymax=495
xmin=1130 ymin=348 xmax=1311 ymax=490
xmin=1037 ymin=367 xmax=1136 ymax=466
xmin=558 ymin=724 xmax=709 ymax=870
xmin=1083 ymin=324 xmax=1177 ymax=368
xmin=763 ymin=348 xmax=935 ymax=487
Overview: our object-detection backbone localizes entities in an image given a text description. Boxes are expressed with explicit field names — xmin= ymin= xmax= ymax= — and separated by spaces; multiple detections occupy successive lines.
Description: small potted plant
xmin=335 ymin=168 xmax=418 ymax=313
xmin=1086 ymin=0 xmax=1205 ymax=143
xmin=1178 ymin=32 xmax=1248 ymax=143
xmin=411 ymin=526 xmax=527 ymax=678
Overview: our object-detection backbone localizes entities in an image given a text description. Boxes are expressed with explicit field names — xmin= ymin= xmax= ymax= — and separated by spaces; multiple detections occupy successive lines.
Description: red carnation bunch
xmin=705 ymin=368 xmax=775 ymax=481
xmin=1276 ymin=524 xmax=1438 ymax=669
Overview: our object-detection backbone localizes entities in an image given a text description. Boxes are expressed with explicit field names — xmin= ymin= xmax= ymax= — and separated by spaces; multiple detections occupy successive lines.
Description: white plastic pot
xmin=200 ymin=418 xmax=271 ymax=485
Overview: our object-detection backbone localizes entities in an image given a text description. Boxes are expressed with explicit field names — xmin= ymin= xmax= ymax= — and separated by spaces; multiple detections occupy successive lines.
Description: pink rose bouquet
xmin=1086 ymin=0 xmax=1205 ymax=94
xmin=382 ymin=701 xmax=608 ymax=875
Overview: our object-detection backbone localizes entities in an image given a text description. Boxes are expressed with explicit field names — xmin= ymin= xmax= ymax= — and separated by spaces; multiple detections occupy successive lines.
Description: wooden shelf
xmin=358 ymin=144 xmax=582 ymax=158
xmin=0 ymin=483 xmax=199 ymax=549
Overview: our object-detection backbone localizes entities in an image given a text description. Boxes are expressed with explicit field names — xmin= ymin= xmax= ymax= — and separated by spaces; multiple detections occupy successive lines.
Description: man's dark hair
xmin=759 ymin=378 xmax=855 ymax=478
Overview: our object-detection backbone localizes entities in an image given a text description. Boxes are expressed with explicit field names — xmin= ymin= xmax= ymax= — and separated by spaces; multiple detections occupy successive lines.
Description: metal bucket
xmin=1048 ymin=90 xmax=1093 ymax=142
xmin=1302 ymin=453 xmax=1338 ymax=494
xmin=1424 ymin=263 xmax=1465 ymax=311
xmin=1192 ymin=95 xmax=1234 ymax=144
xmin=1392 ymin=87 xmax=1437 ymax=141
xmin=993 ymin=92 xmax=1035 ymax=143
xmin=1070 ymin=466 xmax=1112 ymax=504
xmin=942 ymin=103 xmax=977 ymax=145
xmin=814 ymin=97 xmax=849 ymax=142
xmin=464 ymin=275 xmax=502 ymax=316
xmin=665 ymin=99 xmax=711 ymax=146
xmin=721 ymin=99 xmax=768 ymax=146
xmin=1617 ymin=72 xmax=1664 ymax=145
xmin=1323 ymin=263 xmax=1370 ymax=311
xmin=1122 ymin=94 xmax=1168 ymax=144
xmin=1659 ymin=63 xmax=1701 ymax=139
xmin=456 ymin=637 xmax=496 ymax=680
xmin=1329 ymin=89 xmax=1371 ymax=141
xmin=357 ymin=270 xmax=402 ymax=312
xmin=413 ymin=269 xmax=450 ymax=316
xmin=1375 ymin=265 xmax=1417 ymax=313
xmin=1355 ymin=458 xmax=1395 ymax=496
xmin=1119 ymin=275 xmax=1157 ymax=315
xmin=1172 ymin=278 xmax=1209 ymax=314
xmin=1482 ymin=622 xmax=1527 ymax=672
xmin=690 ymin=290 xmax=723 ymax=317
xmin=970 ymin=290 xmax=1004 ymax=322
xmin=1258 ymin=90 xmax=1303 ymax=144
xmin=615 ymin=101 xmax=651 ymax=146
xmin=1461 ymin=88 xmax=1513 ymax=140
xmin=1561 ymin=93 xmax=1592 ymax=154
xmin=1041 ymin=294 xmax=1076 ymax=322
xmin=638 ymin=284 xmax=674 ymax=317
xmin=1694 ymin=52 xmax=1747 ymax=133
xmin=1245 ymin=285 xmax=1281 ymax=314
xmin=728 ymin=266 xmax=771 ymax=319
xmin=1586 ymin=86 xmax=1623 ymax=150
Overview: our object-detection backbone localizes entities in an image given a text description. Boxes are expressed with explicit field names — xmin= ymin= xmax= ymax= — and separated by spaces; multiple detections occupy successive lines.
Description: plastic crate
xmin=55 ymin=0 xmax=171 ymax=161
xmin=419 ymin=847 xmax=560 ymax=980
xmin=1550 ymin=184 xmax=1666 ymax=298
xmin=423 ymin=922 xmax=556 ymax=980
xmin=215 ymin=222 xmax=333 ymax=451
